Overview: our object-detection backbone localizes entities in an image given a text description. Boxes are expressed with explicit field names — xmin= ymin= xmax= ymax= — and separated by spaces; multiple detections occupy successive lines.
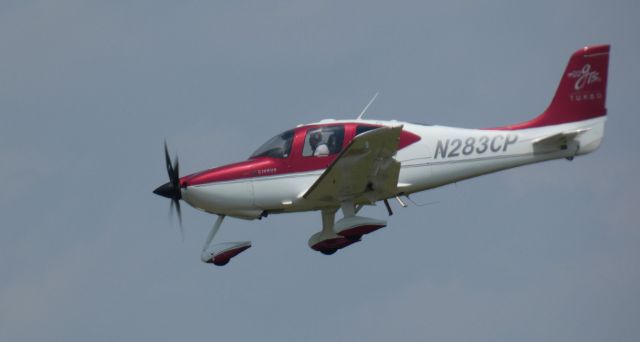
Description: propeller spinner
xmin=153 ymin=142 xmax=184 ymax=231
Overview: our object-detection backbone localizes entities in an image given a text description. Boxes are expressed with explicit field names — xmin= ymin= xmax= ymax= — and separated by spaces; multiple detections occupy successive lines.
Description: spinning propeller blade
xmin=154 ymin=141 xmax=184 ymax=237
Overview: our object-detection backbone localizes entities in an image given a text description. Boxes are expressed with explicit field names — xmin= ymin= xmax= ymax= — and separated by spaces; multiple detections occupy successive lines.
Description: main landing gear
xmin=200 ymin=215 xmax=252 ymax=266
xmin=308 ymin=201 xmax=387 ymax=255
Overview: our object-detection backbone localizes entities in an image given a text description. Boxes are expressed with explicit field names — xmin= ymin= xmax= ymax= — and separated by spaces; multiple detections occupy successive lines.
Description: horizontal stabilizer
xmin=533 ymin=128 xmax=591 ymax=148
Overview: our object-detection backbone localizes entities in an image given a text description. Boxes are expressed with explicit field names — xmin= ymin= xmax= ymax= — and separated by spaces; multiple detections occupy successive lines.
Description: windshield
xmin=249 ymin=129 xmax=294 ymax=159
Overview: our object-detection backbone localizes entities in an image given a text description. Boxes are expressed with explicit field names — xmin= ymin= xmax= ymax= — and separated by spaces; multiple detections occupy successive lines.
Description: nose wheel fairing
xmin=200 ymin=215 xmax=252 ymax=266
xmin=202 ymin=241 xmax=252 ymax=266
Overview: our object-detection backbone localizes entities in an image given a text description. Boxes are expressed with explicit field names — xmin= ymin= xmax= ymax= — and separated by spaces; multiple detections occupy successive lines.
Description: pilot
xmin=310 ymin=131 xmax=329 ymax=157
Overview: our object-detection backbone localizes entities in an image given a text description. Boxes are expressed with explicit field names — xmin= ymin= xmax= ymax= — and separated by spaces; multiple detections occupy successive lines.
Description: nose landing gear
xmin=201 ymin=215 xmax=252 ymax=266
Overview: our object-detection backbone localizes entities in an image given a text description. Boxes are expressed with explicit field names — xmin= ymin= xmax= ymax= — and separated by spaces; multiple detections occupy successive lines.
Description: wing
xmin=302 ymin=126 xmax=403 ymax=204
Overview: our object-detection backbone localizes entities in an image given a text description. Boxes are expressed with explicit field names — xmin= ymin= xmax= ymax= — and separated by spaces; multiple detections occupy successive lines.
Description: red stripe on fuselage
xmin=181 ymin=122 xmax=420 ymax=187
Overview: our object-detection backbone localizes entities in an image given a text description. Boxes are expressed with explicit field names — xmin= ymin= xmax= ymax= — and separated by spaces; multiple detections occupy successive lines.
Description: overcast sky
xmin=1 ymin=1 xmax=639 ymax=341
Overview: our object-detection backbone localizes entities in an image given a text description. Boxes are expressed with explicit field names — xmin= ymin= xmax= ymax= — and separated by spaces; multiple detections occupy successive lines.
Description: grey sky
xmin=1 ymin=1 xmax=638 ymax=341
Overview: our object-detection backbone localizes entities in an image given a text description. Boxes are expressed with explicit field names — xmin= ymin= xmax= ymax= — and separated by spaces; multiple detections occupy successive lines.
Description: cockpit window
xmin=250 ymin=129 xmax=294 ymax=159
xmin=356 ymin=124 xmax=380 ymax=136
xmin=302 ymin=125 xmax=344 ymax=157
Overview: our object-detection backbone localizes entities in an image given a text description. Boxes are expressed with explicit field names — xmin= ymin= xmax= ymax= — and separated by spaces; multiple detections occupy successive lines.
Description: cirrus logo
xmin=568 ymin=64 xmax=601 ymax=90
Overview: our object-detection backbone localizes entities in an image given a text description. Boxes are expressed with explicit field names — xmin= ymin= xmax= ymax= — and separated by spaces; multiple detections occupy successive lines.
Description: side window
xmin=302 ymin=126 xmax=344 ymax=157
xmin=356 ymin=125 xmax=380 ymax=136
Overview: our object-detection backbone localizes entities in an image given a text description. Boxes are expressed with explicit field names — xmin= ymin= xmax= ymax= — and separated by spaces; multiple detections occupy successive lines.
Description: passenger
xmin=310 ymin=131 xmax=329 ymax=156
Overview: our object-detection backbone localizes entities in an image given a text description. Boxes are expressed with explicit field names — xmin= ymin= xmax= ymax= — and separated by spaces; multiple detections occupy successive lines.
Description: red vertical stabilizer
xmin=493 ymin=45 xmax=610 ymax=130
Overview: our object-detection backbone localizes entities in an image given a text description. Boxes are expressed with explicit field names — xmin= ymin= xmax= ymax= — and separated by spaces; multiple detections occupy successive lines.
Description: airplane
xmin=153 ymin=45 xmax=610 ymax=266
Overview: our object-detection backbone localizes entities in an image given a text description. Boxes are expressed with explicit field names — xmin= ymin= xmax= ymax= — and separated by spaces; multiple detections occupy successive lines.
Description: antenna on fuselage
xmin=357 ymin=92 xmax=379 ymax=120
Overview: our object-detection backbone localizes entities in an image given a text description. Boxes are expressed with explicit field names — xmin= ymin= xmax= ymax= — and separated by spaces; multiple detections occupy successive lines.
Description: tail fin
xmin=495 ymin=45 xmax=610 ymax=130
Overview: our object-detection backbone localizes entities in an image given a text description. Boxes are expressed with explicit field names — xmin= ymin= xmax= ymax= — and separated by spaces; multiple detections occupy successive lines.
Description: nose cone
xmin=153 ymin=182 xmax=179 ymax=199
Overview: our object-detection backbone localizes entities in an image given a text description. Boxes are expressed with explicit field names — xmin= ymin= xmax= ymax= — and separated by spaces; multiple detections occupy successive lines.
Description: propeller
xmin=153 ymin=141 xmax=184 ymax=237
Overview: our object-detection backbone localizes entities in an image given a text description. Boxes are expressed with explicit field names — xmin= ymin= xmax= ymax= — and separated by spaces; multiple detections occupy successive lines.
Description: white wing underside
xmin=302 ymin=126 xmax=403 ymax=205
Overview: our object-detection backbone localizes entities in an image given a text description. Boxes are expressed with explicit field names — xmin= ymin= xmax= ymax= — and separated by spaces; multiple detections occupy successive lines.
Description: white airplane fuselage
xmin=181 ymin=115 xmax=606 ymax=219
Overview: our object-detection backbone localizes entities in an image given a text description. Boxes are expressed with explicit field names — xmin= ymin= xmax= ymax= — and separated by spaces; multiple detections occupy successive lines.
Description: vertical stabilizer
xmin=495 ymin=45 xmax=610 ymax=130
